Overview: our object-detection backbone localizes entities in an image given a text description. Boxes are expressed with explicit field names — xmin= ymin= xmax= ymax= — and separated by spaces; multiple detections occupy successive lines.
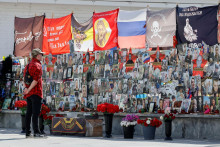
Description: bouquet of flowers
xmin=137 ymin=117 xmax=162 ymax=128
xmin=40 ymin=104 xmax=53 ymax=126
xmin=15 ymin=100 xmax=27 ymax=115
xmin=97 ymin=103 xmax=119 ymax=114
xmin=120 ymin=114 xmax=139 ymax=127
xmin=160 ymin=113 xmax=176 ymax=121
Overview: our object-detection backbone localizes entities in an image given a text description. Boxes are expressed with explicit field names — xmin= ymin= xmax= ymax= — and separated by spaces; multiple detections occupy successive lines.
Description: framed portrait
xmin=181 ymin=99 xmax=191 ymax=113
xmin=2 ymin=99 xmax=11 ymax=110
xmin=149 ymin=102 xmax=155 ymax=113
xmin=66 ymin=67 xmax=72 ymax=79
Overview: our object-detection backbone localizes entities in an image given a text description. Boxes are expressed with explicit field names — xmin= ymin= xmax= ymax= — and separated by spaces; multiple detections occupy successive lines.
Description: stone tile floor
xmin=0 ymin=128 xmax=220 ymax=147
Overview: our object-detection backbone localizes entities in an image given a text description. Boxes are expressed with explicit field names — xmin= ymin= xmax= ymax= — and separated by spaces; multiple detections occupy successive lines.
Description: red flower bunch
xmin=137 ymin=118 xmax=162 ymax=128
xmin=15 ymin=100 xmax=27 ymax=115
xmin=40 ymin=104 xmax=50 ymax=116
xmin=15 ymin=100 xmax=27 ymax=108
xmin=161 ymin=113 xmax=176 ymax=121
xmin=97 ymin=103 xmax=119 ymax=114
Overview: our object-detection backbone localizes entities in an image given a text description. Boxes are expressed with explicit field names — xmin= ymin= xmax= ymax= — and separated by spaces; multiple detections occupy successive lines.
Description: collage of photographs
xmin=4 ymin=42 xmax=220 ymax=114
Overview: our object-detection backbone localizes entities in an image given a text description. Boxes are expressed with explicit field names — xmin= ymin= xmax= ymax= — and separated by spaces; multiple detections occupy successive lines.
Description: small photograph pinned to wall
xmin=94 ymin=64 xmax=100 ymax=78
xmin=112 ymin=64 xmax=119 ymax=77
xmin=121 ymin=48 xmax=127 ymax=63
xmin=67 ymin=53 xmax=74 ymax=67
xmin=78 ymin=65 xmax=83 ymax=75
xmin=113 ymin=50 xmax=119 ymax=65
xmin=169 ymin=48 xmax=178 ymax=66
xmin=93 ymin=79 xmax=99 ymax=94
xmin=58 ymin=67 xmax=63 ymax=80
xmin=104 ymin=64 xmax=111 ymax=78
xmin=62 ymin=68 xmax=67 ymax=80
xmin=72 ymin=65 xmax=78 ymax=78
xmin=62 ymin=54 xmax=68 ymax=67
xmin=99 ymin=64 xmax=105 ymax=77
xmin=74 ymin=78 xmax=80 ymax=91
xmin=59 ymin=82 xmax=64 ymax=96
xmin=82 ymin=85 xmax=87 ymax=98
xmin=181 ymin=99 xmax=191 ymax=113
xmin=84 ymin=52 xmax=91 ymax=65
xmin=76 ymin=52 xmax=83 ymax=65
xmin=185 ymin=48 xmax=193 ymax=64
xmin=132 ymin=83 xmax=138 ymax=96
xmin=105 ymin=50 xmax=113 ymax=65
xmin=64 ymin=81 xmax=70 ymax=96
xmin=161 ymin=59 xmax=168 ymax=72
xmin=52 ymin=65 xmax=58 ymax=80
xmin=137 ymin=80 xmax=143 ymax=94
xmin=143 ymin=64 xmax=149 ymax=79
xmin=99 ymin=51 xmax=106 ymax=65
xmin=132 ymin=68 xmax=138 ymax=81
xmin=95 ymin=51 xmax=100 ymax=65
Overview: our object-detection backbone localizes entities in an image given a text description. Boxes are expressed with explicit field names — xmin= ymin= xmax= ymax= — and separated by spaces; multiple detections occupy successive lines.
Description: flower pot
xmin=165 ymin=120 xmax=172 ymax=140
xmin=21 ymin=114 xmax=26 ymax=133
xmin=142 ymin=126 xmax=156 ymax=140
xmin=123 ymin=125 xmax=135 ymax=139
xmin=104 ymin=113 xmax=114 ymax=138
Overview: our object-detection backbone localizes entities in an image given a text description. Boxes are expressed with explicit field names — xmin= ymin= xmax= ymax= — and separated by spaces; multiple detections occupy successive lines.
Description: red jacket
xmin=23 ymin=58 xmax=43 ymax=99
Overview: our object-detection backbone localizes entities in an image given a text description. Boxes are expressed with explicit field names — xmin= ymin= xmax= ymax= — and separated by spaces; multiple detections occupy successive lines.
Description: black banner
xmin=177 ymin=6 xmax=218 ymax=47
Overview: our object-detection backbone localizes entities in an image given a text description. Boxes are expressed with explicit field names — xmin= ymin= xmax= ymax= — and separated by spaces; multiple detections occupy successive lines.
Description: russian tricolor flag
xmin=143 ymin=52 xmax=150 ymax=63
xmin=117 ymin=9 xmax=146 ymax=49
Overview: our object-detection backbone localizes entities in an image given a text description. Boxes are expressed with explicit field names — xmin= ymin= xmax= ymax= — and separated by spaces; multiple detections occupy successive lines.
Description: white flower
xmin=160 ymin=116 xmax=164 ymax=121
xmin=146 ymin=120 xmax=151 ymax=124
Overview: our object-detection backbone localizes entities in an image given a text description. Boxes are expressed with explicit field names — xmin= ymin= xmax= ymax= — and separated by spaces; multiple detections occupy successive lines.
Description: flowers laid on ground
xmin=160 ymin=113 xmax=176 ymax=121
xmin=15 ymin=100 xmax=27 ymax=115
xmin=120 ymin=114 xmax=139 ymax=127
xmin=97 ymin=103 xmax=119 ymax=114
xmin=137 ymin=117 xmax=162 ymax=128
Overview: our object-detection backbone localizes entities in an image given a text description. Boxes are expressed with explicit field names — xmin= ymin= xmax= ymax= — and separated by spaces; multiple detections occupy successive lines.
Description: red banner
xmin=93 ymin=9 xmax=119 ymax=51
xmin=43 ymin=14 xmax=72 ymax=55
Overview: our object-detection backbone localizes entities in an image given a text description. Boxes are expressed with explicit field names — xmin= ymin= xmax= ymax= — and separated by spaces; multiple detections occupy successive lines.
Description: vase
xmin=104 ymin=113 xmax=114 ymax=138
xmin=165 ymin=120 xmax=172 ymax=140
xmin=142 ymin=125 xmax=156 ymax=140
xmin=21 ymin=114 xmax=26 ymax=133
xmin=123 ymin=125 xmax=135 ymax=139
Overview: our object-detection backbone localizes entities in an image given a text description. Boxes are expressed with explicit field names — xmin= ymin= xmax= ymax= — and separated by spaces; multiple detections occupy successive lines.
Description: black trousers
xmin=25 ymin=95 xmax=42 ymax=134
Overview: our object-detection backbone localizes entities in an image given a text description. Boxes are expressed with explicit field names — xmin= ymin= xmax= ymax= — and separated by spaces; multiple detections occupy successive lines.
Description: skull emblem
xmin=151 ymin=21 xmax=161 ymax=39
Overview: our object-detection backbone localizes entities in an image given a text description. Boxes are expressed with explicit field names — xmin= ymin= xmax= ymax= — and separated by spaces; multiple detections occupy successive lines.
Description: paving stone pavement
xmin=0 ymin=128 xmax=220 ymax=147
